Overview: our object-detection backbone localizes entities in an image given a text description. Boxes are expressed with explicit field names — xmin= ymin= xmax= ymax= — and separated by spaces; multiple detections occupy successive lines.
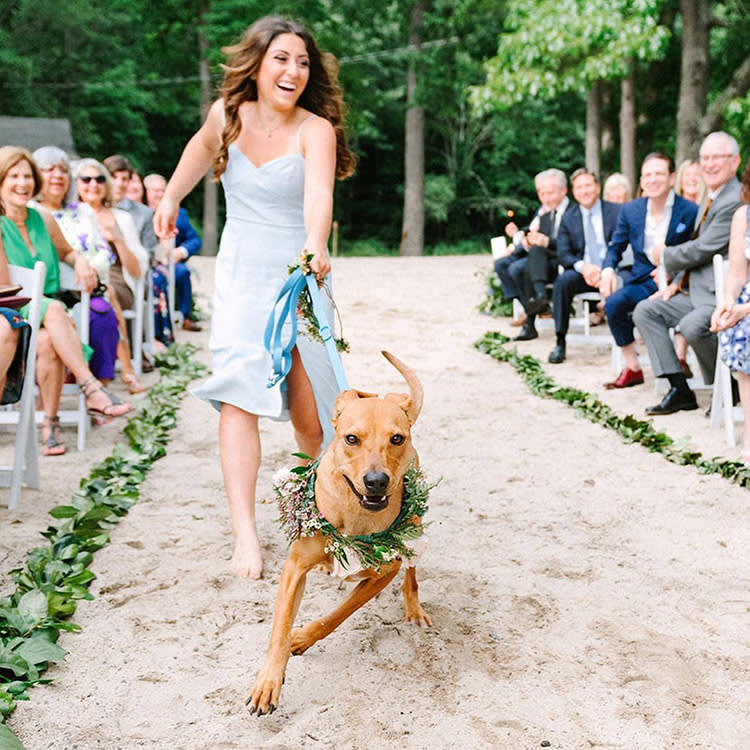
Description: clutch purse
xmin=0 ymin=284 xmax=23 ymax=297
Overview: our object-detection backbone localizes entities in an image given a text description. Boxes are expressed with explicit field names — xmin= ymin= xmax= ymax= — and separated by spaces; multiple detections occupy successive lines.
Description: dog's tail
xmin=381 ymin=350 xmax=423 ymax=423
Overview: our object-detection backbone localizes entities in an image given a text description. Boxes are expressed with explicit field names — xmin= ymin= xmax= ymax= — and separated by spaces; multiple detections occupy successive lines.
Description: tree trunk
xmin=599 ymin=82 xmax=614 ymax=156
xmin=199 ymin=0 xmax=218 ymax=256
xmin=700 ymin=54 xmax=750 ymax=136
xmin=399 ymin=1 xmax=425 ymax=257
xmin=676 ymin=0 xmax=710 ymax=162
xmin=619 ymin=66 xmax=636 ymax=192
xmin=585 ymin=83 xmax=601 ymax=176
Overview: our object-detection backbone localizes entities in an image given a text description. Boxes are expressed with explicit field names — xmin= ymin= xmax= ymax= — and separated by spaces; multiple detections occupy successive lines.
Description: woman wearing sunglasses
xmin=0 ymin=146 xmax=132 ymax=455
xmin=75 ymin=159 xmax=149 ymax=395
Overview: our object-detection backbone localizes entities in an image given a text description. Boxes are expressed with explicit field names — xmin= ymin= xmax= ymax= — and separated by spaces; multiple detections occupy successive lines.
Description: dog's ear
xmin=384 ymin=392 xmax=419 ymax=425
xmin=332 ymin=389 xmax=378 ymax=424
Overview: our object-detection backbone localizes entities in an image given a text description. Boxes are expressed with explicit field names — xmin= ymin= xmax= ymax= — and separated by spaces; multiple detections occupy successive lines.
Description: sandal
xmin=79 ymin=377 xmax=133 ymax=418
xmin=122 ymin=372 xmax=148 ymax=395
xmin=40 ymin=415 xmax=66 ymax=456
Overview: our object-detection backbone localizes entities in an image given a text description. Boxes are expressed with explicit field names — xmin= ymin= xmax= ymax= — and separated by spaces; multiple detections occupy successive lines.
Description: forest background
xmin=1 ymin=0 xmax=748 ymax=257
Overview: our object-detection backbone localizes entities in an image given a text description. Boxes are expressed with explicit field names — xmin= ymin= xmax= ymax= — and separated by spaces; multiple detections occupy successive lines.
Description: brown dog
xmin=248 ymin=351 xmax=431 ymax=715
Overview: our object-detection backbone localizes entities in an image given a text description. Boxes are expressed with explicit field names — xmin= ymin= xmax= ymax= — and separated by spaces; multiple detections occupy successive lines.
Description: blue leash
xmin=264 ymin=268 xmax=349 ymax=392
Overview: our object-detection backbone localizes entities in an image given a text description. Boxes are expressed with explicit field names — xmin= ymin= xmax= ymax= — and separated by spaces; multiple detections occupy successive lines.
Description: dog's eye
xmin=345 ymin=434 xmax=359 ymax=445
xmin=390 ymin=434 xmax=405 ymax=446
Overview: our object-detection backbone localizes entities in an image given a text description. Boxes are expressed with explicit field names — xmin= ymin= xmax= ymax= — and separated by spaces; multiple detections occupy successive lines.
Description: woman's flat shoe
xmin=40 ymin=415 xmax=66 ymax=456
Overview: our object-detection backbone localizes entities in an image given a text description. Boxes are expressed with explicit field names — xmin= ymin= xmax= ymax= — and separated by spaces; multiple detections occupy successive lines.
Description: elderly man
xmin=144 ymin=173 xmax=203 ymax=331
xmin=548 ymin=168 xmax=622 ymax=363
xmin=633 ymin=132 xmax=742 ymax=415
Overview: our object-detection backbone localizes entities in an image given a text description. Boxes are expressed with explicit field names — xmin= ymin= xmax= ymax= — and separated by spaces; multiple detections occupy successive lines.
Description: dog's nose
xmin=363 ymin=471 xmax=389 ymax=495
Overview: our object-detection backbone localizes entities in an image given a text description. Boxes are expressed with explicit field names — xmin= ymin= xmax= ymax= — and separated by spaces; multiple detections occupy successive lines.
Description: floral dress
xmin=719 ymin=205 xmax=750 ymax=375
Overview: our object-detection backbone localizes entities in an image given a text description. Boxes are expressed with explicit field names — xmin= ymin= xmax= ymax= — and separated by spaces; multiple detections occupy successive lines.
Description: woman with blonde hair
xmin=603 ymin=172 xmax=632 ymax=204
xmin=675 ymin=159 xmax=706 ymax=205
xmin=155 ymin=15 xmax=355 ymax=579
xmin=0 ymin=146 xmax=131 ymax=454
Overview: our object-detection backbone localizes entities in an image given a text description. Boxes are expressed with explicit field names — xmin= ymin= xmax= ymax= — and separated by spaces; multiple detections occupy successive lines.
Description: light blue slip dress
xmin=192 ymin=120 xmax=339 ymax=447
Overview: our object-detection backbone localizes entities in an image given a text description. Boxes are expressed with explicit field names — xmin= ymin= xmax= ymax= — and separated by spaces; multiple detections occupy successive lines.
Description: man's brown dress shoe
xmin=182 ymin=318 xmax=203 ymax=332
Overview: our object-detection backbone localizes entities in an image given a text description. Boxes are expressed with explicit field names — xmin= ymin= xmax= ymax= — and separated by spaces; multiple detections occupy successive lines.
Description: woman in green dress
xmin=0 ymin=146 xmax=131 ymax=455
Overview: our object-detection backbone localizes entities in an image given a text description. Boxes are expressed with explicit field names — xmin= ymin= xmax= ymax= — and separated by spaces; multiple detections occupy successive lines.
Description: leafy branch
xmin=475 ymin=331 xmax=750 ymax=487
xmin=0 ymin=344 xmax=206 ymax=747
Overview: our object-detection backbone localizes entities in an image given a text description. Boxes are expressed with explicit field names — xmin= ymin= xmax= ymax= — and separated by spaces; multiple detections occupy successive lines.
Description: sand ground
xmin=2 ymin=254 xmax=749 ymax=750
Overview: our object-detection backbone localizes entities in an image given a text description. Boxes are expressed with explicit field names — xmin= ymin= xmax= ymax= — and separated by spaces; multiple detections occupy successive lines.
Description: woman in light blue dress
xmin=154 ymin=16 xmax=355 ymax=580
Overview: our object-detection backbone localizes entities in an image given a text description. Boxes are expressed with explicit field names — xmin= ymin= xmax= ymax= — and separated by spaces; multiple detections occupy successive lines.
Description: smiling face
xmin=40 ymin=161 xmax=71 ymax=209
xmin=680 ymin=163 xmax=702 ymax=200
xmin=0 ymin=159 xmax=36 ymax=212
xmin=699 ymin=135 xmax=741 ymax=192
xmin=77 ymin=166 xmax=109 ymax=208
xmin=536 ymin=176 xmax=567 ymax=211
xmin=255 ymin=32 xmax=310 ymax=110
xmin=110 ymin=169 xmax=130 ymax=202
xmin=571 ymin=173 xmax=600 ymax=210
xmin=640 ymin=156 xmax=674 ymax=201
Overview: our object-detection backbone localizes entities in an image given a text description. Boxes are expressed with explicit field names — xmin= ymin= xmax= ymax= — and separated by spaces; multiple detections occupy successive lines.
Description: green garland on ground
xmin=0 ymin=344 xmax=206 ymax=747
xmin=475 ymin=331 xmax=750 ymax=489
xmin=274 ymin=458 xmax=434 ymax=571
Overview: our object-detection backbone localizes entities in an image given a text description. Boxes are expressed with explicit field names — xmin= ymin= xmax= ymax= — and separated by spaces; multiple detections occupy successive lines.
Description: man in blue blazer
xmin=548 ymin=168 xmax=622 ymax=363
xmin=599 ymin=153 xmax=698 ymax=388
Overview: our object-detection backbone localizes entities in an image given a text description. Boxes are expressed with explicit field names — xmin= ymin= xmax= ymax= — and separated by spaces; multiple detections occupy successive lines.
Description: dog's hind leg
xmin=290 ymin=562 xmax=401 ymax=655
xmin=402 ymin=566 xmax=431 ymax=627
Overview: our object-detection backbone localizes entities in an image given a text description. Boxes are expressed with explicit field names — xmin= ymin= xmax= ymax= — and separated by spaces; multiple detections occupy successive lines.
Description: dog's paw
xmin=404 ymin=605 xmax=432 ymax=628
xmin=245 ymin=668 xmax=284 ymax=717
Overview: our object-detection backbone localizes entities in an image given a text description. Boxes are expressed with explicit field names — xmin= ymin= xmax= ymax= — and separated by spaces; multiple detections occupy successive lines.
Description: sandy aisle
xmin=2 ymin=254 xmax=749 ymax=749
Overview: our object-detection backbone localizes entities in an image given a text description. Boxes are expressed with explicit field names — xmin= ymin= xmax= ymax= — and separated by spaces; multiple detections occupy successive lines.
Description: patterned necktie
xmin=692 ymin=197 xmax=713 ymax=239
xmin=584 ymin=209 xmax=603 ymax=264
xmin=549 ymin=209 xmax=558 ymax=239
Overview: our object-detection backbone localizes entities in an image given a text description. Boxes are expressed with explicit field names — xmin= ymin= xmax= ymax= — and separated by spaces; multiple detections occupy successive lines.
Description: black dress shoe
xmin=514 ymin=322 xmax=538 ymax=341
xmin=526 ymin=297 xmax=550 ymax=315
xmin=645 ymin=386 xmax=699 ymax=415
xmin=548 ymin=344 xmax=566 ymax=363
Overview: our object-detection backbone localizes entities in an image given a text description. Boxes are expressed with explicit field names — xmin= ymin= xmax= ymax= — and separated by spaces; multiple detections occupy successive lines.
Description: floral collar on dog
xmin=274 ymin=458 xmax=433 ymax=572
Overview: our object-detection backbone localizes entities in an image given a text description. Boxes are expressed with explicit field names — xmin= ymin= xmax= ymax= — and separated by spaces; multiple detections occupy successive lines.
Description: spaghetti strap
xmin=296 ymin=114 xmax=317 ymax=153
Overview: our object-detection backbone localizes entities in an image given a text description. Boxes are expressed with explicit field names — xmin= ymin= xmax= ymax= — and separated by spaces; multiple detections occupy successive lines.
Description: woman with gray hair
xmin=73 ymin=157 xmax=149 ymax=394
xmin=33 ymin=146 xmax=120 ymax=388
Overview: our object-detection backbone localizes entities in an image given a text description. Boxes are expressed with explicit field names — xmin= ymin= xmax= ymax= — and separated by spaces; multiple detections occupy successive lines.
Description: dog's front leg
xmin=402 ymin=566 xmax=431 ymax=627
xmin=247 ymin=539 xmax=323 ymax=716
xmin=290 ymin=561 xmax=401 ymax=654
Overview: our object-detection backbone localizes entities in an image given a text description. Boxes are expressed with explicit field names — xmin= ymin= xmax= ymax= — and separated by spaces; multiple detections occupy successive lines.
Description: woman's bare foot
xmin=231 ymin=532 xmax=263 ymax=579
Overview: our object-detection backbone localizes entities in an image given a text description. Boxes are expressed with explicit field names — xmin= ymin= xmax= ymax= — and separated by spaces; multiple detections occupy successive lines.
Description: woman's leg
xmin=40 ymin=301 xmax=130 ymax=416
xmin=35 ymin=327 xmax=67 ymax=455
xmin=0 ymin=317 xmax=19 ymax=395
xmin=219 ymin=403 xmax=263 ymax=579
xmin=107 ymin=286 xmax=146 ymax=392
xmin=287 ymin=347 xmax=324 ymax=460
xmin=737 ymin=371 xmax=750 ymax=461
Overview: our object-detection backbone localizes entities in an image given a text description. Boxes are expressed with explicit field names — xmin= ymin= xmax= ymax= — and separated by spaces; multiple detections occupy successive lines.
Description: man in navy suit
xmin=600 ymin=153 xmax=698 ymax=388
xmin=548 ymin=168 xmax=622 ymax=363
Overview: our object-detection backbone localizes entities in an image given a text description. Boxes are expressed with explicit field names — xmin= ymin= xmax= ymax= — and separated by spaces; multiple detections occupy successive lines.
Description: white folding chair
xmin=0 ymin=262 xmax=45 ymax=510
xmin=122 ymin=269 xmax=146 ymax=375
xmin=709 ymin=253 xmax=742 ymax=445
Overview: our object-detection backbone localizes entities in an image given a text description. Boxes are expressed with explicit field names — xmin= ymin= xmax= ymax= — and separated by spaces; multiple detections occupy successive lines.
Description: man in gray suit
xmin=633 ymin=132 xmax=742 ymax=415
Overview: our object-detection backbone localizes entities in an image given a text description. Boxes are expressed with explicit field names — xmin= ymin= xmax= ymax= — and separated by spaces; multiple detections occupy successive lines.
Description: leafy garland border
xmin=0 ymin=344 xmax=206 ymax=749
xmin=475 ymin=331 xmax=750 ymax=489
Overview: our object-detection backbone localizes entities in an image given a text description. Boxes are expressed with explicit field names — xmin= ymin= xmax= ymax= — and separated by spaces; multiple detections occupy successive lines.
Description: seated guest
xmin=75 ymin=159 xmax=149 ymax=394
xmin=548 ymin=168 xmax=622 ymax=363
xmin=603 ymin=173 xmax=632 ymax=204
xmin=712 ymin=161 xmax=750 ymax=462
xmin=514 ymin=168 xmax=573 ymax=341
xmin=633 ymin=132 xmax=742 ymax=415
xmin=675 ymin=159 xmax=706 ymax=206
xmin=127 ymin=169 xmax=146 ymax=203
xmin=32 ymin=146 xmax=120 ymax=390
xmin=600 ymin=153 xmax=698 ymax=388
xmin=144 ymin=173 xmax=203 ymax=331
xmin=0 ymin=146 xmax=131 ymax=455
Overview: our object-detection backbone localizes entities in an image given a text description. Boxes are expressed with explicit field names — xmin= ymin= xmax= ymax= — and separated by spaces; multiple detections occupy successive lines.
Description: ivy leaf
xmin=16 ymin=592 xmax=46 ymax=627
xmin=13 ymin=631 xmax=66 ymax=668
xmin=0 ymin=722 xmax=26 ymax=750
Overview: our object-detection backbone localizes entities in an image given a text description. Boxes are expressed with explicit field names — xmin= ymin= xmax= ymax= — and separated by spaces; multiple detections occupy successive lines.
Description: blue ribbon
xmin=264 ymin=268 xmax=349 ymax=392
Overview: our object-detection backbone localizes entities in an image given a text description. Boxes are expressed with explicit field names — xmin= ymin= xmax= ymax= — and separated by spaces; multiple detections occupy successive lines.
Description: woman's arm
xmin=98 ymin=209 xmax=142 ymax=278
xmin=155 ymin=99 xmax=224 ymax=239
xmin=38 ymin=207 xmax=98 ymax=292
xmin=0 ymin=235 xmax=11 ymax=285
xmin=300 ymin=115 xmax=336 ymax=279
xmin=113 ymin=210 xmax=148 ymax=278
xmin=711 ymin=206 xmax=750 ymax=332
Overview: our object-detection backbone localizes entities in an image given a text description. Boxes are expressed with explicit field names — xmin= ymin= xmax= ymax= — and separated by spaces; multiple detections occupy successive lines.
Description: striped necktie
xmin=692 ymin=197 xmax=713 ymax=239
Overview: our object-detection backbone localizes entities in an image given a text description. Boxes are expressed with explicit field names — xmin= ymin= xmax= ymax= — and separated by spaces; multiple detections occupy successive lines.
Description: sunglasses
xmin=78 ymin=175 xmax=107 ymax=184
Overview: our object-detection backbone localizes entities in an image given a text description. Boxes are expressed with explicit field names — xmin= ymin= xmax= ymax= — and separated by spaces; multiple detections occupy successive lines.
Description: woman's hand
xmin=73 ymin=254 xmax=98 ymax=293
xmin=95 ymin=208 xmax=122 ymax=244
xmin=154 ymin=195 xmax=179 ymax=239
xmin=711 ymin=301 xmax=748 ymax=332
xmin=309 ymin=248 xmax=331 ymax=282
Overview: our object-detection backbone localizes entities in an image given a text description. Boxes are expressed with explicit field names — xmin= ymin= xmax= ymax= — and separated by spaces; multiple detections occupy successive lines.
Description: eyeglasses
xmin=699 ymin=154 xmax=734 ymax=164
xmin=78 ymin=175 xmax=107 ymax=184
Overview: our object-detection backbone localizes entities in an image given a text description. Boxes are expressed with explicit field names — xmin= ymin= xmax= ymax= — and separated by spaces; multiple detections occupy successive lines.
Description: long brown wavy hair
xmin=213 ymin=16 xmax=356 ymax=181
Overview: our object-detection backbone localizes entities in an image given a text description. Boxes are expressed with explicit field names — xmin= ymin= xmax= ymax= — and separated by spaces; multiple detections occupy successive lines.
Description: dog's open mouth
xmin=343 ymin=475 xmax=389 ymax=512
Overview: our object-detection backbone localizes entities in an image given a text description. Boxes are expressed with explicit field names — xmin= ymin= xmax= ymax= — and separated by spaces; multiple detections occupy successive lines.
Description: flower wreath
xmin=288 ymin=252 xmax=349 ymax=353
xmin=274 ymin=456 xmax=435 ymax=571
